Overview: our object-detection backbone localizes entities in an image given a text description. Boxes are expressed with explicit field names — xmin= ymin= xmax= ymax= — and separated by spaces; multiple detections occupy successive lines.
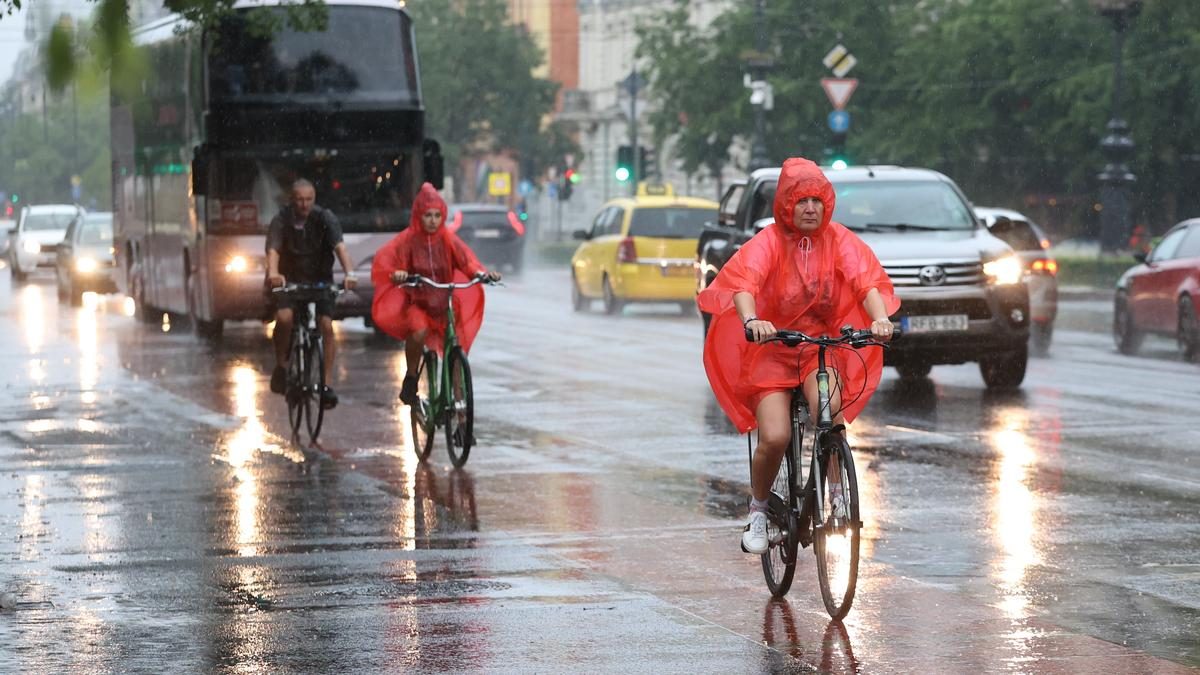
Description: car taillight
xmin=617 ymin=237 xmax=637 ymax=264
xmin=1031 ymin=258 xmax=1058 ymax=275
xmin=506 ymin=211 xmax=525 ymax=237
xmin=447 ymin=211 xmax=462 ymax=233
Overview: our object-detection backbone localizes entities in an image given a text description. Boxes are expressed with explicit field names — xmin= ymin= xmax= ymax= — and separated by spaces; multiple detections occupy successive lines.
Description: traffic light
xmin=638 ymin=147 xmax=655 ymax=179
xmin=827 ymin=131 xmax=849 ymax=170
xmin=615 ymin=145 xmax=633 ymax=182
xmin=10 ymin=193 xmax=18 ymax=204
xmin=559 ymin=172 xmax=574 ymax=201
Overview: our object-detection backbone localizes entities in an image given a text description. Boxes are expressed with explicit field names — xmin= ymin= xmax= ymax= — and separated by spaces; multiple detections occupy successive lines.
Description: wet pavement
xmin=1 ymin=265 xmax=1198 ymax=673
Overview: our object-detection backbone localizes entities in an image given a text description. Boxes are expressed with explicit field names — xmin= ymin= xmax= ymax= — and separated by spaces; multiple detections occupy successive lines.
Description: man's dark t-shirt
xmin=267 ymin=204 xmax=344 ymax=283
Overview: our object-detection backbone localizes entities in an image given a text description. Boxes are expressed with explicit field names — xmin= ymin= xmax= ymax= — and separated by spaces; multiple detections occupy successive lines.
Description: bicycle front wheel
xmin=812 ymin=434 xmax=861 ymax=620
xmin=286 ymin=333 xmax=306 ymax=438
xmin=444 ymin=347 xmax=474 ymax=468
xmin=410 ymin=349 xmax=437 ymax=461
xmin=304 ymin=335 xmax=326 ymax=443
xmin=761 ymin=438 xmax=798 ymax=597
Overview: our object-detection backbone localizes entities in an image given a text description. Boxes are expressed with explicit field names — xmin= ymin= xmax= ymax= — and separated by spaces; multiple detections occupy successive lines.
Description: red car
xmin=1114 ymin=218 xmax=1200 ymax=360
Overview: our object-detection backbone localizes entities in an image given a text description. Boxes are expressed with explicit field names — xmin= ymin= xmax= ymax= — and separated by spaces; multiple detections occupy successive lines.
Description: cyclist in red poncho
xmin=371 ymin=183 xmax=501 ymax=405
xmin=697 ymin=157 xmax=899 ymax=555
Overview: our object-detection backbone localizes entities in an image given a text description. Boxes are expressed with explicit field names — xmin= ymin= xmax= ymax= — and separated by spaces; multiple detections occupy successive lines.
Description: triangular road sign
xmin=821 ymin=78 xmax=858 ymax=111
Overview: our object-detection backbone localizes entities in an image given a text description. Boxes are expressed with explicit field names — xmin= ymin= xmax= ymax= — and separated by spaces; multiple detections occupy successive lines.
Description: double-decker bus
xmin=112 ymin=0 xmax=442 ymax=337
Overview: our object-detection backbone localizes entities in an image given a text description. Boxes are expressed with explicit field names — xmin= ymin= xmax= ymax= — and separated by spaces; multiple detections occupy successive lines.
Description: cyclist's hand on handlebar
xmin=390 ymin=270 xmax=409 ymax=284
xmin=268 ymin=274 xmax=285 ymax=288
xmin=870 ymin=318 xmax=895 ymax=342
xmin=746 ymin=319 xmax=778 ymax=344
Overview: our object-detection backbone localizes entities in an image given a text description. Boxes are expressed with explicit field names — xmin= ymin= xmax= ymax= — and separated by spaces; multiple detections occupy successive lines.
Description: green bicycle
xmin=401 ymin=274 xmax=498 ymax=467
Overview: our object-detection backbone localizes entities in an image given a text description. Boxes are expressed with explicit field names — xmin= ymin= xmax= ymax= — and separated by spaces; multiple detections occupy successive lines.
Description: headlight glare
xmin=983 ymin=255 xmax=1023 ymax=285
xmin=75 ymin=257 xmax=98 ymax=273
xmin=224 ymin=255 xmax=249 ymax=273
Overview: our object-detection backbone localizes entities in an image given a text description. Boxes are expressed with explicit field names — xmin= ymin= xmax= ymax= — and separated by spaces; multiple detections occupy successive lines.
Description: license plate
xmin=901 ymin=314 xmax=968 ymax=333
xmin=660 ymin=265 xmax=692 ymax=277
xmin=473 ymin=229 xmax=502 ymax=239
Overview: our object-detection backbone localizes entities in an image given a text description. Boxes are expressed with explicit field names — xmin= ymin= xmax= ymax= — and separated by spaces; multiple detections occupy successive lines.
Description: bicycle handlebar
xmin=270 ymin=281 xmax=347 ymax=296
xmin=397 ymin=274 xmax=503 ymax=290
xmin=744 ymin=324 xmax=901 ymax=348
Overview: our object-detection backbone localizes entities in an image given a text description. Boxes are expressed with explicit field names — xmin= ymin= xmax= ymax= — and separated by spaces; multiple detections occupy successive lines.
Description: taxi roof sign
xmin=637 ymin=182 xmax=674 ymax=197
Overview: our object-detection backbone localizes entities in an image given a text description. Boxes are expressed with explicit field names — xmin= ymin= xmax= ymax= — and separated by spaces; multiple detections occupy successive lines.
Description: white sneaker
xmin=741 ymin=511 xmax=769 ymax=554
xmin=831 ymin=493 xmax=850 ymax=520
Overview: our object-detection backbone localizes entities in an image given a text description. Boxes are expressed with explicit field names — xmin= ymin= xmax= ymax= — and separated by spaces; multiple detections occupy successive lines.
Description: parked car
xmin=697 ymin=166 xmax=1030 ymax=389
xmin=448 ymin=203 xmax=527 ymax=273
xmin=975 ymin=207 xmax=1059 ymax=354
xmin=0 ymin=218 xmax=13 ymax=259
xmin=572 ymin=184 xmax=718 ymax=314
xmin=1113 ymin=218 xmax=1200 ymax=360
xmin=9 ymin=204 xmax=84 ymax=282
xmin=56 ymin=211 xmax=117 ymax=305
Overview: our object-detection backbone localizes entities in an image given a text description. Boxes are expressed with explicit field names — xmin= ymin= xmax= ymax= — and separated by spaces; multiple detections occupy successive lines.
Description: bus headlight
xmin=224 ymin=255 xmax=249 ymax=273
xmin=75 ymin=256 xmax=99 ymax=274
xmin=22 ymin=239 xmax=40 ymax=254
xmin=983 ymin=255 xmax=1023 ymax=285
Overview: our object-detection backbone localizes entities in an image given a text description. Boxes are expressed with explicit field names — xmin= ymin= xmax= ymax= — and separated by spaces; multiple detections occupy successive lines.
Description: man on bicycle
xmin=697 ymin=158 xmax=898 ymax=555
xmin=267 ymin=179 xmax=358 ymax=408
xmin=369 ymin=183 xmax=500 ymax=405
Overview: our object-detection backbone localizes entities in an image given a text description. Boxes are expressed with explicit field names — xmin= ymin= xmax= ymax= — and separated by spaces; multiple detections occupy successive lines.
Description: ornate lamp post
xmin=1091 ymin=0 xmax=1142 ymax=253
xmin=744 ymin=0 xmax=774 ymax=172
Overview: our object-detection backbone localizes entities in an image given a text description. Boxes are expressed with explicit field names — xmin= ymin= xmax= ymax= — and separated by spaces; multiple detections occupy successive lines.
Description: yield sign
xmin=821 ymin=78 xmax=858 ymax=111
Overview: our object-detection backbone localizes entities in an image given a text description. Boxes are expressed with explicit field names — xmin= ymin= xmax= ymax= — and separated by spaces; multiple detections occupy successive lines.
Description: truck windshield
xmin=832 ymin=181 xmax=975 ymax=231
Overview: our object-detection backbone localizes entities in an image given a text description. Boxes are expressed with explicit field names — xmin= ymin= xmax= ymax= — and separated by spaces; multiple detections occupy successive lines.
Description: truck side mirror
xmin=192 ymin=146 xmax=209 ymax=196
xmin=423 ymin=139 xmax=445 ymax=190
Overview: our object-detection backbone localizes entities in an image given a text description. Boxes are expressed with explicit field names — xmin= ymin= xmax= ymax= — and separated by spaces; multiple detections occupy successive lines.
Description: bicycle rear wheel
xmin=444 ymin=347 xmax=474 ymax=468
xmin=812 ymin=433 xmax=861 ymax=620
xmin=761 ymin=437 xmax=798 ymax=597
xmin=304 ymin=335 xmax=326 ymax=443
xmin=410 ymin=349 xmax=437 ymax=461
xmin=286 ymin=333 xmax=306 ymax=438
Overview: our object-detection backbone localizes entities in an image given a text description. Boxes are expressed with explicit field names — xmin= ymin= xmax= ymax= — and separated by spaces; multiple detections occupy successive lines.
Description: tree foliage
xmin=409 ymin=0 xmax=575 ymax=190
xmin=637 ymin=0 xmax=1200 ymax=236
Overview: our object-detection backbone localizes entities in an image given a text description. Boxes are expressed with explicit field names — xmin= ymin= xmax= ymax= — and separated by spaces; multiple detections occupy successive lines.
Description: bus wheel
xmin=188 ymin=276 xmax=223 ymax=340
xmin=133 ymin=276 xmax=157 ymax=325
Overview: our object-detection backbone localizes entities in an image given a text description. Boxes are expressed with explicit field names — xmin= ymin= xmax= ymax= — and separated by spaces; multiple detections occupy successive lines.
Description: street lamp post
xmin=746 ymin=0 xmax=773 ymax=172
xmin=1092 ymin=0 xmax=1141 ymax=253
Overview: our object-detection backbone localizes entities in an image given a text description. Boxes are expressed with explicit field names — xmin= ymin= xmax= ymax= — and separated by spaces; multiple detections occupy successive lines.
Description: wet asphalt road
xmin=1 ymin=264 xmax=1198 ymax=673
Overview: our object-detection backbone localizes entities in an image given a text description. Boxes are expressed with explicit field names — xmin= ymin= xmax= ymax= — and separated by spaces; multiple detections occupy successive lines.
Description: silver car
xmin=975 ymin=207 xmax=1058 ymax=354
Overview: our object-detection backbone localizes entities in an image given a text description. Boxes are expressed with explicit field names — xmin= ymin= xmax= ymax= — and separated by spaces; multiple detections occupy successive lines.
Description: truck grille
xmin=885 ymin=260 xmax=984 ymax=287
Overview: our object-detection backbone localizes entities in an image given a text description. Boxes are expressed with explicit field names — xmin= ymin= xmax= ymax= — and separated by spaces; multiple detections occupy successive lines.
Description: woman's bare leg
xmin=751 ymin=392 xmax=794 ymax=502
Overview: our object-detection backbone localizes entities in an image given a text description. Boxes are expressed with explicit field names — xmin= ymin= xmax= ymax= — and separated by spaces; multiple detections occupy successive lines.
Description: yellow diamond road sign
xmin=488 ymin=172 xmax=512 ymax=197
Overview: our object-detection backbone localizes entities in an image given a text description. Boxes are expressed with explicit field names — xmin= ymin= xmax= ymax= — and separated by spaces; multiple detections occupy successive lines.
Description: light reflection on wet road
xmin=0 ymin=268 xmax=1198 ymax=672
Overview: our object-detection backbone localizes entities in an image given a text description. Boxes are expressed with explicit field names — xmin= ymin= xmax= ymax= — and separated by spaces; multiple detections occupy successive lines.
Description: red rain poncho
xmin=697 ymin=158 xmax=899 ymax=433
xmin=371 ymin=183 xmax=488 ymax=354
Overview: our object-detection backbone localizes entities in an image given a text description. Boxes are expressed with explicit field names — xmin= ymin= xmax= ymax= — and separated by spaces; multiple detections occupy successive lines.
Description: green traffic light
xmin=10 ymin=193 xmax=18 ymax=203
xmin=830 ymin=159 xmax=849 ymax=171
xmin=614 ymin=167 xmax=631 ymax=182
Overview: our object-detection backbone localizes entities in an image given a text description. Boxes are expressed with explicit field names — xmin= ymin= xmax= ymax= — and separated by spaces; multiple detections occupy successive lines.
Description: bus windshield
xmin=211 ymin=150 xmax=413 ymax=235
xmin=209 ymin=6 xmax=418 ymax=105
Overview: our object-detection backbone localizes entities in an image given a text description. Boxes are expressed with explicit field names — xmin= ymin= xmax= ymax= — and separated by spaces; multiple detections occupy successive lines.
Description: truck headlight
xmin=224 ymin=255 xmax=249 ymax=273
xmin=983 ymin=255 xmax=1023 ymax=285
xmin=22 ymin=239 xmax=40 ymax=254
xmin=75 ymin=256 xmax=99 ymax=274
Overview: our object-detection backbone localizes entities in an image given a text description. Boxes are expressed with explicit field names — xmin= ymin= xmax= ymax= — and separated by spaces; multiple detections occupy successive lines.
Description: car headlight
xmin=22 ymin=239 xmax=40 ymax=254
xmin=224 ymin=255 xmax=249 ymax=273
xmin=75 ymin=257 xmax=99 ymax=273
xmin=983 ymin=255 xmax=1023 ymax=285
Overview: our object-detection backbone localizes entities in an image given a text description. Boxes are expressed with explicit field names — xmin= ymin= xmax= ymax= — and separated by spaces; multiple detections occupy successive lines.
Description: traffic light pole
xmin=629 ymin=65 xmax=638 ymax=196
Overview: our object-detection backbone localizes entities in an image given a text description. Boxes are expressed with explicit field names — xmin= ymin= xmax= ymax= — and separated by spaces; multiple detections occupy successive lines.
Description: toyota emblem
xmin=918 ymin=265 xmax=947 ymax=286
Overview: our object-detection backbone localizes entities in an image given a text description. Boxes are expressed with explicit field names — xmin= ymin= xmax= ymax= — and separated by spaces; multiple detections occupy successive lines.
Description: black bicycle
xmin=746 ymin=325 xmax=896 ymax=620
xmin=272 ymin=282 xmax=343 ymax=443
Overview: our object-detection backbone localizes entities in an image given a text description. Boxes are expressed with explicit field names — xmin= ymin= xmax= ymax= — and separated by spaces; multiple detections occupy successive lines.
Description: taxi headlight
xmin=224 ymin=255 xmax=249 ymax=273
xmin=75 ymin=256 xmax=99 ymax=274
xmin=22 ymin=239 xmax=41 ymax=254
xmin=983 ymin=255 xmax=1023 ymax=285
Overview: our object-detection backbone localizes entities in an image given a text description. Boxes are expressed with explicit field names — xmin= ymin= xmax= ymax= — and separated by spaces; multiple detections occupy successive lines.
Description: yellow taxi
xmin=570 ymin=184 xmax=718 ymax=314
